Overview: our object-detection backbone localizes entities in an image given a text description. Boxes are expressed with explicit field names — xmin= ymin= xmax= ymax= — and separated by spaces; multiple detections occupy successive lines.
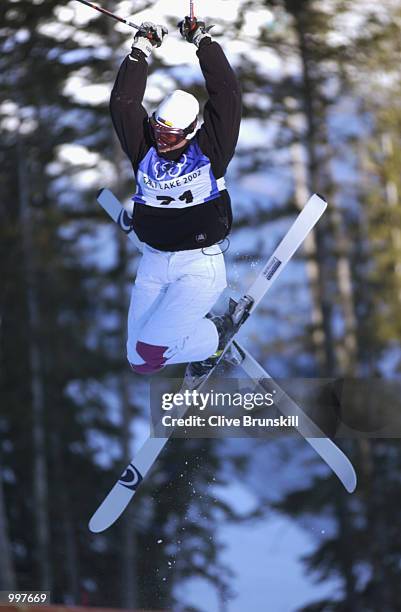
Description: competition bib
xmin=133 ymin=141 xmax=225 ymax=209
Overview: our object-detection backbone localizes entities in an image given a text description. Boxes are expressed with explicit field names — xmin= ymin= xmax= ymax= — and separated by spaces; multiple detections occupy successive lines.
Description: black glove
xmin=178 ymin=17 xmax=213 ymax=47
xmin=131 ymin=22 xmax=168 ymax=57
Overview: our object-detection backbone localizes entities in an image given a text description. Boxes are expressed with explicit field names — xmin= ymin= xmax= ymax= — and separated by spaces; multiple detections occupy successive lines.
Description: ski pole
xmin=189 ymin=0 xmax=197 ymax=30
xmin=73 ymin=0 xmax=140 ymax=30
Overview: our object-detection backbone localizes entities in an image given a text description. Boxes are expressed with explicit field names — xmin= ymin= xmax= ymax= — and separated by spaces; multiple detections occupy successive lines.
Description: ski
xmin=96 ymin=188 xmax=143 ymax=251
xmin=89 ymin=189 xmax=329 ymax=533
xmin=182 ymin=192 xmax=327 ymax=390
xmin=230 ymin=341 xmax=357 ymax=493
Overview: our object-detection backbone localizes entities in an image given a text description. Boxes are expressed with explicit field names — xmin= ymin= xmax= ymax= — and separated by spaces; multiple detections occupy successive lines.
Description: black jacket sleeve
xmin=109 ymin=50 xmax=152 ymax=171
xmin=197 ymin=39 xmax=242 ymax=178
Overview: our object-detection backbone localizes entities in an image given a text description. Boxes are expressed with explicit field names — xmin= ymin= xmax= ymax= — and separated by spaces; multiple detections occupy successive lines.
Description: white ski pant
xmin=127 ymin=243 xmax=227 ymax=374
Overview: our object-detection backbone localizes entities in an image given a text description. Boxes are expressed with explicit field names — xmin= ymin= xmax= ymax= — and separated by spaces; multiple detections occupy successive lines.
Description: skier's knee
xmin=133 ymin=341 xmax=168 ymax=374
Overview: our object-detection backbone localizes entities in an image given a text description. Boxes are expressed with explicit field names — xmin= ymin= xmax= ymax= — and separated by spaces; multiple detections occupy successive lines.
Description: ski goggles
xmin=150 ymin=114 xmax=197 ymax=151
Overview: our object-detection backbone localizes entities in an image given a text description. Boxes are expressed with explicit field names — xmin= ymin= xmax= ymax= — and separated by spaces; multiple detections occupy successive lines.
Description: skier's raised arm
xmin=108 ymin=14 xmax=244 ymax=382
xmin=109 ymin=23 xmax=167 ymax=169
xmin=179 ymin=19 xmax=242 ymax=177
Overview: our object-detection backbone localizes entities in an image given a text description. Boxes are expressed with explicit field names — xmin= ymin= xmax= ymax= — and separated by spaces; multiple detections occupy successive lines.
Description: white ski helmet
xmin=154 ymin=89 xmax=199 ymax=142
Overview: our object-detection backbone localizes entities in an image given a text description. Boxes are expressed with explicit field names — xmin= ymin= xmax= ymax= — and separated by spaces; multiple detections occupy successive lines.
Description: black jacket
xmin=110 ymin=39 xmax=242 ymax=251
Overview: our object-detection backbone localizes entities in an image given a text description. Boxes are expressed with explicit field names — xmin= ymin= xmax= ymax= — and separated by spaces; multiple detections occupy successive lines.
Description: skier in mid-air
xmin=88 ymin=6 xmax=351 ymax=535
xmin=110 ymin=17 xmax=242 ymax=377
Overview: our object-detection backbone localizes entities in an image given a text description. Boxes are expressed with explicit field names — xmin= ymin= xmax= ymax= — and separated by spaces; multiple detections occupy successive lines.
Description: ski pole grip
xmin=185 ymin=15 xmax=197 ymax=31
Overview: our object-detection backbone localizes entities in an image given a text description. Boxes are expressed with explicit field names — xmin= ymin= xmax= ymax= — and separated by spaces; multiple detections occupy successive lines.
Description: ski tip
xmin=88 ymin=516 xmax=107 ymax=534
xmin=315 ymin=192 xmax=327 ymax=203
xmin=345 ymin=471 xmax=357 ymax=494
xmin=308 ymin=193 xmax=328 ymax=216
xmin=310 ymin=193 xmax=328 ymax=208
xmin=96 ymin=187 xmax=106 ymax=199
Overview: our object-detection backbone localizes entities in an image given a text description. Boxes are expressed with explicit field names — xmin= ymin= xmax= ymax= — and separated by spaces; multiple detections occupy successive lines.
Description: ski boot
xmin=185 ymin=296 xmax=254 ymax=387
xmin=186 ymin=312 xmax=234 ymax=379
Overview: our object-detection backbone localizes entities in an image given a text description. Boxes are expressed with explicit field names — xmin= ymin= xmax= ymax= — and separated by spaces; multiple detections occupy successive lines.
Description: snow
xmin=63 ymin=74 xmax=111 ymax=106
xmin=57 ymin=143 xmax=100 ymax=166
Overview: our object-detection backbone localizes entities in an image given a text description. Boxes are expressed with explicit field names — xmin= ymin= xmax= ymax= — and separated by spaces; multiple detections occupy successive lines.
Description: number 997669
xmin=0 ymin=591 xmax=50 ymax=605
